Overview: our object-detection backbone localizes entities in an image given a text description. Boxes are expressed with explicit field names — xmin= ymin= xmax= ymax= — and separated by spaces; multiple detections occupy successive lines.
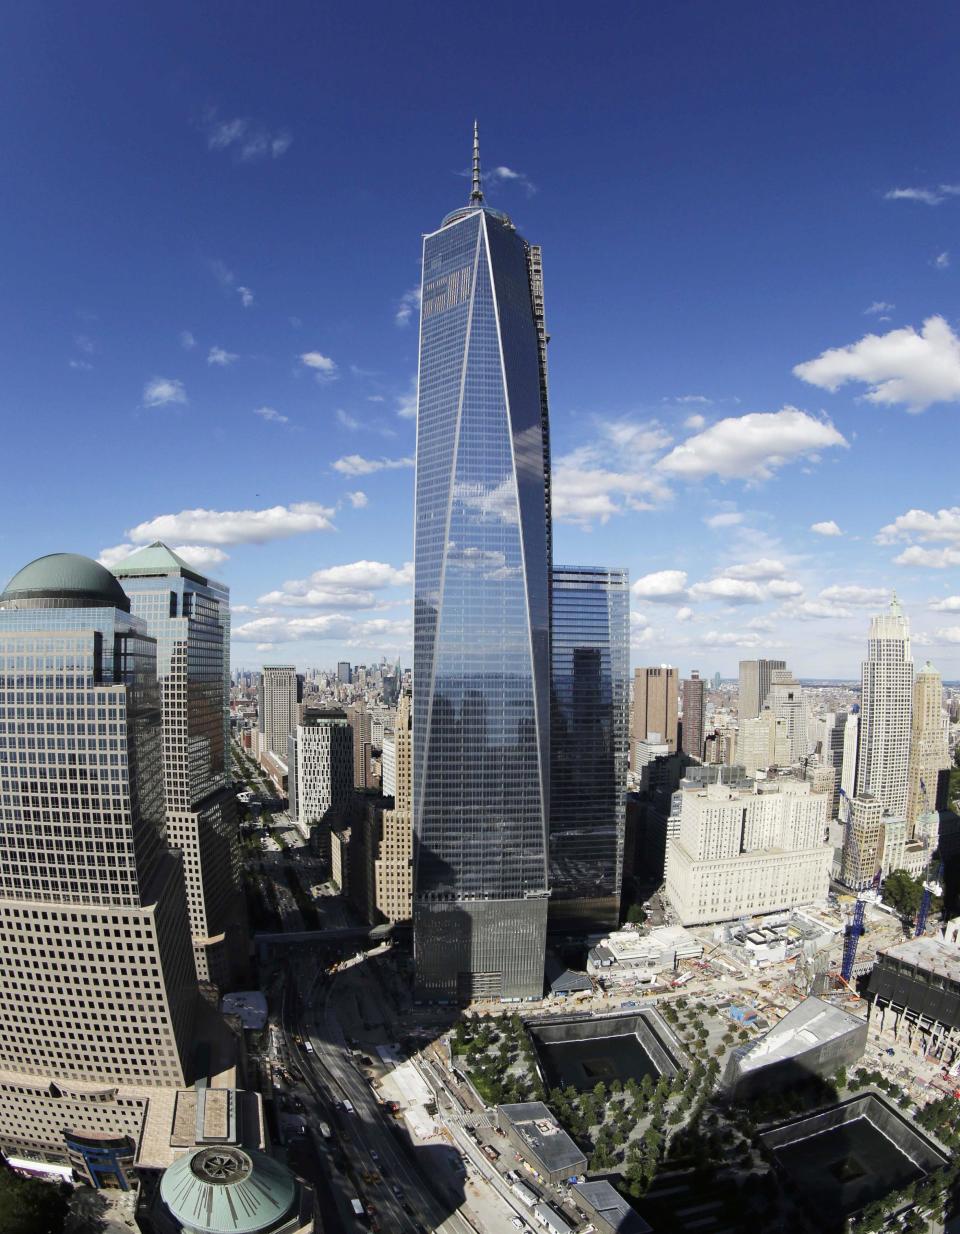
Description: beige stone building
xmin=839 ymin=794 xmax=908 ymax=890
xmin=665 ymin=778 xmax=830 ymax=925
xmin=736 ymin=709 xmax=789 ymax=775
xmin=375 ymin=691 xmax=413 ymax=922
xmin=906 ymin=661 xmax=950 ymax=834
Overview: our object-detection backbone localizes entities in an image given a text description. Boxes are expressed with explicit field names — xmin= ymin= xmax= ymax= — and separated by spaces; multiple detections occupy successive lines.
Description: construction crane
xmin=841 ymin=897 xmax=867 ymax=984
xmin=915 ymin=861 xmax=944 ymax=938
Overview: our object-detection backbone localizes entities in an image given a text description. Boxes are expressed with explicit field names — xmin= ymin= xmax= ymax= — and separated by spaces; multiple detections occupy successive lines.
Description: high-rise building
xmin=736 ymin=710 xmax=789 ymax=776
xmin=665 ymin=778 xmax=831 ymax=925
xmin=764 ymin=668 xmax=809 ymax=762
xmin=840 ymin=707 xmax=860 ymax=810
xmin=712 ymin=671 xmax=722 ymax=691
xmin=346 ymin=701 xmax=373 ymax=790
xmin=113 ymin=542 xmax=246 ymax=989
xmin=631 ymin=666 xmax=678 ymax=761
xmin=0 ymin=555 xmax=201 ymax=1171
xmin=337 ymin=661 xmax=352 ymax=684
xmin=840 ymin=794 xmax=906 ymax=890
xmin=549 ymin=565 xmax=629 ymax=930
xmin=288 ymin=710 xmax=352 ymax=843
xmin=738 ymin=658 xmax=786 ymax=722
xmin=381 ymin=729 xmax=397 ymax=798
xmin=376 ymin=691 xmax=413 ymax=923
xmin=680 ymin=671 xmax=706 ymax=761
xmin=819 ymin=712 xmax=850 ymax=819
xmin=906 ymin=661 xmax=950 ymax=833
xmin=258 ymin=665 xmax=299 ymax=761
xmin=412 ymin=127 xmax=551 ymax=1001
xmin=856 ymin=598 xmax=913 ymax=816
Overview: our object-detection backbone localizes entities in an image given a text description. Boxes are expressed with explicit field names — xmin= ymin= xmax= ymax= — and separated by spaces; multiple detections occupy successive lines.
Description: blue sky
xmin=3 ymin=2 xmax=960 ymax=678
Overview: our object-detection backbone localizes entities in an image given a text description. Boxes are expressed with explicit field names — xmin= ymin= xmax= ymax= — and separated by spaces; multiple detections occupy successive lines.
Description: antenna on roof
xmin=470 ymin=120 xmax=484 ymax=204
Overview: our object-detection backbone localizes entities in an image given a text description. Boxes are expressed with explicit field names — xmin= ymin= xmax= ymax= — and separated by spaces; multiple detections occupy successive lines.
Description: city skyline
xmin=4 ymin=7 xmax=960 ymax=679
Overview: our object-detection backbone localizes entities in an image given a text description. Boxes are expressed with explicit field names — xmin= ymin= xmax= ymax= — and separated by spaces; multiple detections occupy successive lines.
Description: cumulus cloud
xmin=344 ymin=491 xmax=368 ymax=508
xmin=143 ymin=376 xmax=186 ymax=407
xmin=488 ymin=165 xmax=537 ymax=195
xmin=126 ymin=502 xmax=335 ymax=545
xmin=258 ymin=560 xmax=413 ymax=608
xmin=811 ymin=520 xmax=843 ymax=537
xmin=300 ymin=351 xmax=337 ymax=381
xmin=893 ymin=546 xmax=960 ymax=569
xmin=631 ymin=570 xmax=688 ymax=603
xmin=683 ymin=413 xmax=707 ymax=430
xmin=254 ymin=407 xmax=288 ymax=425
xmin=675 ymin=606 xmax=694 ymax=623
xmin=202 ymin=110 xmax=292 ymax=162
xmin=935 ymin=626 xmax=960 ymax=643
xmin=98 ymin=543 xmax=228 ymax=571
xmin=395 ymin=287 xmax=422 ymax=327
xmin=819 ymin=584 xmax=888 ymax=606
xmin=689 ymin=577 xmax=765 ymax=604
xmin=208 ymin=346 xmax=238 ymax=367
xmin=700 ymin=630 xmax=765 ymax=647
xmin=794 ymin=316 xmax=960 ymax=411
xmin=552 ymin=419 xmax=674 ymax=526
xmin=657 ymin=407 xmax=846 ymax=479
xmin=785 ymin=599 xmax=854 ymax=620
xmin=766 ymin=579 xmax=804 ymax=598
xmin=705 ymin=512 xmax=743 ymax=528
xmin=396 ymin=377 xmax=418 ymax=419
xmin=719 ymin=558 xmax=786 ymax=581
xmin=878 ymin=506 xmax=960 ymax=569
xmin=233 ymin=613 xmax=411 ymax=646
xmin=930 ymin=596 xmax=960 ymax=612
xmin=332 ymin=454 xmax=414 ymax=476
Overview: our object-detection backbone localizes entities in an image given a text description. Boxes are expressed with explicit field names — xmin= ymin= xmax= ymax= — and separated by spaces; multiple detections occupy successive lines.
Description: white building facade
xmin=856 ymin=599 xmax=913 ymax=817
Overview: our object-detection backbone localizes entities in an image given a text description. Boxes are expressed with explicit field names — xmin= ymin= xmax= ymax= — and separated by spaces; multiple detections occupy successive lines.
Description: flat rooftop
xmin=879 ymin=937 xmax=960 ymax=983
xmin=738 ymin=996 xmax=866 ymax=1073
xmin=574 ymin=1180 xmax=652 ymax=1233
xmin=498 ymin=1102 xmax=586 ymax=1175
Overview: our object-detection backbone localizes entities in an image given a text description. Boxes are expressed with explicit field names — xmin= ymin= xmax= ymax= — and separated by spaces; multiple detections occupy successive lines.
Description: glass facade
xmin=413 ymin=191 xmax=551 ymax=1001
xmin=549 ymin=566 xmax=629 ymax=929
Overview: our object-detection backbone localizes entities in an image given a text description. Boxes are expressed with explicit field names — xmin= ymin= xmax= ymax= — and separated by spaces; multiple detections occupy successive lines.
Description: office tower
xmin=376 ymin=691 xmax=413 ymax=923
xmin=288 ymin=710 xmax=352 ymax=839
xmin=113 ymin=542 xmax=246 ymax=989
xmin=703 ymin=728 xmax=736 ymax=765
xmin=337 ymin=661 xmax=352 ymax=684
xmin=820 ymin=712 xmax=850 ymax=819
xmin=412 ymin=127 xmax=551 ymax=1001
xmin=549 ymin=565 xmax=629 ymax=930
xmin=258 ymin=665 xmax=299 ymax=760
xmin=631 ymin=666 xmax=678 ymax=762
xmin=0 ymin=554 xmax=199 ymax=1171
xmin=381 ymin=729 xmax=397 ymax=798
xmin=665 ymin=778 xmax=830 ymax=925
xmin=856 ymin=598 xmax=913 ymax=816
xmin=712 ymin=671 xmax=722 ymax=691
xmin=840 ymin=707 xmax=859 ymax=808
xmin=736 ymin=710 xmax=789 ymax=775
xmin=906 ymin=661 xmax=950 ymax=833
xmin=840 ymin=794 xmax=907 ymax=889
xmin=765 ymin=668 xmax=809 ymax=762
xmin=738 ymin=658 xmax=786 ymax=722
xmin=680 ymin=670 xmax=706 ymax=761
xmin=345 ymin=701 xmax=372 ymax=790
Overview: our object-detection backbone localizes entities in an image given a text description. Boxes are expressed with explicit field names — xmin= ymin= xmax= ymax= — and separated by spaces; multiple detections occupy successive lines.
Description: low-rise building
xmin=496 ymin=1102 xmax=587 ymax=1185
xmin=864 ymin=936 xmax=960 ymax=1061
xmin=588 ymin=926 xmax=703 ymax=984
xmin=573 ymin=1180 xmax=651 ymax=1233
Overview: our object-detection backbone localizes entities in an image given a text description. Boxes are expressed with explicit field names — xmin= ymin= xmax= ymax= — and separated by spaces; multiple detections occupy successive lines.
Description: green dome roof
xmin=160 ymin=1146 xmax=298 ymax=1234
xmin=0 ymin=553 xmax=130 ymax=612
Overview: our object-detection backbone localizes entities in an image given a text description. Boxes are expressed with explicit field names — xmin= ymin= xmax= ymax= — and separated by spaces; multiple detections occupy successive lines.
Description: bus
xmin=350 ymin=1197 xmax=364 ymax=1217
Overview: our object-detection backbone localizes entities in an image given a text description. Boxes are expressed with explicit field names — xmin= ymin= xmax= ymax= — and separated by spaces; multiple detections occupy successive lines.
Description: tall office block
xmin=337 ymin=661 xmax=352 ymax=685
xmin=738 ymin=658 xmax=786 ymax=722
xmin=289 ymin=710 xmax=352 ymax=836
xmin=906 ymin=661 xmax=950 ymax=833
xmin=736 ymin=710 xmax=789 ymax=776
xmin=856 ymin=598 xmax=913 ymax=816
xmin=259 ymin=665 xmax=299 ymax=761
xmin=376 ymin=691 xmax=413 ymax=923
xmin=113 ymin=542 xmax=246 ymax=989
xmin=550 ymin=566 xmax=629 ymax=930
xmin=680 ymin=671 xmax=705 ymax=761
xmin=413 ymin=128 xmax=551 ymax=1001
xmin=840 ymin=794 xmax=906 ymax=890
xmin=0 ymin=555 xmax=199 ymax=1171
xmin=346 ymin=701 xmax=373 ymax=790
xmin=765 ymin=668 xmax=809 ymax=762
xmin=631 ymin=666 xmax=678 ymax=761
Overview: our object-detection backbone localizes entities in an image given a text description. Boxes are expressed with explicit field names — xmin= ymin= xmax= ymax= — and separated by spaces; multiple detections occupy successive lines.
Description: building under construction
xmin=864 ymin=936 xmax=960 ymax=1062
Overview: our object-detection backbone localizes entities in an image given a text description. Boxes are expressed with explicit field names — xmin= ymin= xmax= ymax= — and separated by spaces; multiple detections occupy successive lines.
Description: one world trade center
xmin=412 ymin=127 xmax=551 ymax=1000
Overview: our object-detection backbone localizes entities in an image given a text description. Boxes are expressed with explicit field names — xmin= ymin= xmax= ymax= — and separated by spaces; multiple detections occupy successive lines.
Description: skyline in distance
xmin=3 ymin=4 xmax=960 ymax=677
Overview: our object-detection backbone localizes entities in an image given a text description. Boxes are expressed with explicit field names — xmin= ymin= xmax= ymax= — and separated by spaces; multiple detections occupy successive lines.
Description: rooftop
xmin=0 ymin=552 xmax=130 ymax=612
xmin=880 ymin=936 xmax=960 ymax=982
xmin=574 ymin=1180 xmax=652 ymax=1233
xmin=498 ymin=1102 xmax=586 ymax=1175
xmin=110 ymin=540 xmax=209 ymax=585
xmin=736 ymin=996 xmax=866 ymax=1073
xmin=160 ymin=1145 xmax=297 ymax=1234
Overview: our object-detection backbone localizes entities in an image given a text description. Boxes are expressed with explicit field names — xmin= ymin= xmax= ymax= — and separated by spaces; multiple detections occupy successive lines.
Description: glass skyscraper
xmin=413 ymin=128 xmax=552 ymax=1001
xmin=550 ymin=565 xmax=629 ymax=930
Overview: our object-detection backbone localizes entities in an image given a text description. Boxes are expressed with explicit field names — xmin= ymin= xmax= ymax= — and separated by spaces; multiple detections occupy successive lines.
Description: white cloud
xmin=258 ymin=560 xmax=412 ymax=609
xmin=865 ymin=302 xmax=895 ymax=316
xmin=883 ymin=185 xmax=960 ymax=206
xmin=207 ymin=346 xmax=238 ymax=367
xmin=877 ymin=507 xmax=960 ymax=545
xmin=489 ymin=165 xmax=536 ymax=195
xmin=657 ymin=407 xmax=846 ymax=479
xmin=395 ymin=287 xmax=421 ymax=327
xmin=143 ymin=376 xmax=186 ymax=407
xmin=793 ymin=316 xmax=960 ymax=411
xmin=929 ymin=596 xmax=960 ymax=612
xmin=819 ymin=584 xmax=888 ymax=606
xmin=553 ymin=419 xmax=674 ymax=526
xmin=69 ymin=359 xmax=93 ymax=371
xmin=766 ymin=579 xmax=803 ymax=598
xmin=631 ymin=570 xmax=688 ymax=603
xmin=705 ymin=512 xmax=743 ymax=528
xmin=336 ymin=408 xmax=361 ymax=430
xmin=209 ymin=258 xmax=235 ymax=288
xmin=237 ymin=286 xmax=254 ymax=309
xmin=332 ymin=454 xmax=414 ymax=476
xmin=254 ymin=406 xmax=288 ymax=425
xmin=811 ymin=520 xmax=843 ymax=537
xmin=345 ymin=491 xmax=368 ymax=508
xmin=396 ymin=377 xmax=418 ymax=419
xmin=675 ymin=395 xmax=712 ymax=405
xmin=300 ymin=350 xmax=337 ymax=381
xmin=203 ymin=111 xmax=292 ymax=162
xmin=675 ymin=606 xmax=694 ymax=623
xmin=179 ymin=330 xmax=196 ymax=350
xmin=683 ymin=413 xmax=707 ymax=430
xmin=97 ymin=544 xmax=137 ymax=568
xmin=786 ymin=599 xmax=855 ymax=620
xmin=233 ymin=613 xmax=411 ymax=646
xmin=126 ymin=502 xmax=336 ymax=545
xmin=98 ymin=543 xmax=228 ymax=572
xmin=934 ymin=626 xmax=960 ymax=643
xmin=689 ymin=577 xmax=765 ymax=604
xmin=893 ymin=546 xmax=960 ymax=569
xmin=700 ymin=630 xmax=765 ymax=648
xmin=934 ymin=251 xmax=951 ymax=269
xmin=720 ymin=558 xmax=786 ymax=581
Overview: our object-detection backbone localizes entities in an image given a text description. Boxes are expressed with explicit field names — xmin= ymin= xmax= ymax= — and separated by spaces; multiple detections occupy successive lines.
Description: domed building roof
xmin=0 ymin=553 xmax=130 ymax=612
xmin=160 ymin=1145 xmax=298 ymax=1234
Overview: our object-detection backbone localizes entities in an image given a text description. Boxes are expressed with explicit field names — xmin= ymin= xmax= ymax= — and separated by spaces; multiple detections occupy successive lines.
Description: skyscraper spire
xmin=470 ymin=119 xmax=484 ymax=203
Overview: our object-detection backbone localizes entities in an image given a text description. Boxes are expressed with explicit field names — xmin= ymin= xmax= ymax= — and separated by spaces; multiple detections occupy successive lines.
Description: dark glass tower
xmin=413 ymin=127 xmax=551 ymax=1001
xmin=550 ymin=565 xmax=630 ymax=930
